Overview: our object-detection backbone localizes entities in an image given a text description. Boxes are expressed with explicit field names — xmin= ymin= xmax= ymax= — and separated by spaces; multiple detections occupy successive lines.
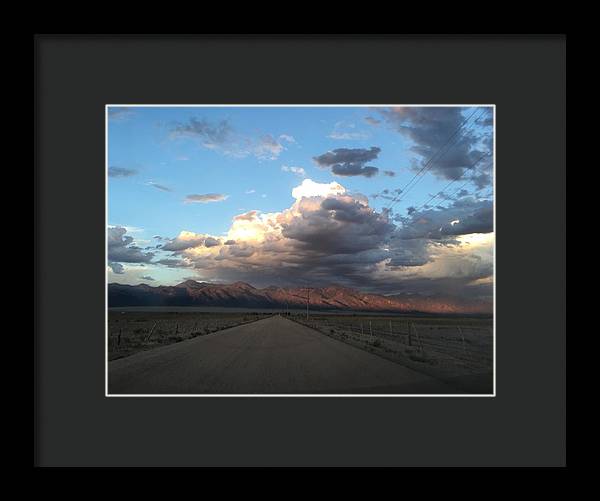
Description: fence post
xmin=389 ymin=320 xmax=393 ymax=337
xmin=457 ymin=326 xmax=466 ymax=352
xmin=369 ymin=320 xmax=373 ymax=341
xmin=408 ymin=322 xmax=412 ymax=346
xmin=118 ymin=328 xmax=122 ymax=346
xmin=413 ymin=323 xmax=423 ymax=351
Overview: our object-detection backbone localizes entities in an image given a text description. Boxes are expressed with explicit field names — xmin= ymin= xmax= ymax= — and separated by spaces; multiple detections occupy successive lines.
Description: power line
xmin=384 ymin=107 xmax=479 ymax=210
xmin=410 ymin=152 xmax=491 ymax=212
xmin=388 ymin=107 xmax=488 ymax=211
xmin=386 ymin=107 xmax=488 ymax=212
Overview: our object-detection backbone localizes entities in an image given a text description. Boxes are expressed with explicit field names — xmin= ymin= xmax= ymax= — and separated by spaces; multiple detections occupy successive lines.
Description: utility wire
xmin=386 ymin=107 xmax=487 ymax=211
xmin=411 ymin=152 xmax=491 ymax=212
xmin=384 ymin=107 xmax=479 ymax=210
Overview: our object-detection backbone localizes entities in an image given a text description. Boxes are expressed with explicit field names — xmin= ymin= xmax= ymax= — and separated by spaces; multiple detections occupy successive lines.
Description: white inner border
xmin=105 ymin=104 xmax=496 ymax=398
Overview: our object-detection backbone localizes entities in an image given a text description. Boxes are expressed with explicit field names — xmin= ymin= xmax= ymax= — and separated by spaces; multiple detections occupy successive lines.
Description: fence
xmin=295 ymin=316 xmax=493 ymax=368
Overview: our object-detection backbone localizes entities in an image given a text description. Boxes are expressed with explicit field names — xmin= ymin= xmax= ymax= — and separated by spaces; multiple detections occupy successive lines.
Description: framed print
xmin=105 ymin=104 xmax=495 ymax=397
xmin=35 ymin=35 xmax=565 ymax=467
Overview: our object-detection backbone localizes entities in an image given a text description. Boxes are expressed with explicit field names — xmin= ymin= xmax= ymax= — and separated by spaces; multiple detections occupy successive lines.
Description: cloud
xmin=254 ymin=134 xmax=285 ymax=160
xmin=108 ymin=226 xmax=155 ymax=264
xmin=161 ymin=231 xmax=208 ymax=252
xmin=234 ymin=210 xmax=259 ymax=222
xmin=184 ymin=193 xmax=228 ymax=204
xmin=279 ymin=134 xmax=296 ymax=144
xmin=281 ymin=165 xmax=306 ymax=177
xmin=204 ymin=237 xmax=221 ymax=247
xmin=471 ymin=172 xmax=493 ymax=190
xmin=376 ymin=106 xmax=493 ymax=185
xmin=152 ymin=179 xmax=492 ymax=305
xmin=108 ymin=107 xmax=135 ymax=121
xmin=291 ymin=179 xmax=346 ymax=200
xmin=245 ymin=189 xmax=256 ymax=194
xmin=147 ymin=182 xmax=173 ymax=192
xmin=156 ymin=258 xmax=192 ymax=268
xmin=382 ymin=170 xmax=396 ymax=177
xmin=170 ymin=117 xmax=233 ymax=149
xmin=313 ymin=147 xmax=381 ymax=177
xmin=395 ymin=199 xmax=493 ymax=240
xmin=140 ymin=275 xmax=155 ymax=281
xmin=108 ymin=166 xmax=138 ymax=178
xmin=327 ymin=122 xmax=368 ymax=140
xmin=169 ymin=117 xmax=290 ymax=160
xmin=371 ymin=188 xmax=402 ymax=201
xmin=364 ymin=116 xmax=381 ymax=126
xmin=108 ymin=262 xmax=125 ymax=274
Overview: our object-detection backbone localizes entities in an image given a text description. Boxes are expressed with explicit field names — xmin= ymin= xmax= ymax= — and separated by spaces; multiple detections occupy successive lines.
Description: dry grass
xmin=107 ymin=311 xmax=269 ymax=360
xmin=292 ymin=313 xmax=493 ymax=390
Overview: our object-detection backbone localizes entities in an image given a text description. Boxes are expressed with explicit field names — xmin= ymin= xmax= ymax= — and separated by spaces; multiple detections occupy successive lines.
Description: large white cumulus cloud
xmin=150 ymin=179 xmax=493 ymax=301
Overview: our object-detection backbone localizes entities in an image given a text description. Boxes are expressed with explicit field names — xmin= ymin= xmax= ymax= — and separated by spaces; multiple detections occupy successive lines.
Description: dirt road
xmin=108 ymin=315 xmax=455 ymax=394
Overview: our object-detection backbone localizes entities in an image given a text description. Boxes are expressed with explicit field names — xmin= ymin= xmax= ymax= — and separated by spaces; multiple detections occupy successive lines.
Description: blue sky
xmin=107 ymin=105 xmax=494 ymax=309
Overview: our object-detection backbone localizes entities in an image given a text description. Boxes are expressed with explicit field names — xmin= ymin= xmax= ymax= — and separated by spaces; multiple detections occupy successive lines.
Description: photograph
xmin=106 ymin=105 xmax=495 ymax=396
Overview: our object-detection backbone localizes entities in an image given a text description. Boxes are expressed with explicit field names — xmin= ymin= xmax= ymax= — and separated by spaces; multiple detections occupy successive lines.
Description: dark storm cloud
xmin=107 ymin=226 xmax=155 ymax=264
xmin=386 ymin=238 xmax=431 ymax=267
xmin=163 ymin=185 xmax=492 ymax=305
xmin=281 ymin=197 xmax=394 ymax=256
xmin=331 ymin=164 xmax=379 ymax=177
xmin=471 ymin=172 xmax=493 ymax=190
xmin=395 ymin=199 xmax=493 ymax=240
xmin=108 ymin=166 xmax=138 ymax=178
xmin=386 ymin=276 xmax=493 ymax=304
xmin=313 ymin=147 xmax=381 ymax=178
xmin=383 ymin=170 xmax=396 ymax=177
xmin=440 ymin=206 xmax=493 ymax=236
xmin=377 ymin=107 xmax=493 ymax=185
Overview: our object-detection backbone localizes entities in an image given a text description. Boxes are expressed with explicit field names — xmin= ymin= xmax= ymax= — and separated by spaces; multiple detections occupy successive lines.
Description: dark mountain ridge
xmin=108 ymin=280 xmax=491 ymax=315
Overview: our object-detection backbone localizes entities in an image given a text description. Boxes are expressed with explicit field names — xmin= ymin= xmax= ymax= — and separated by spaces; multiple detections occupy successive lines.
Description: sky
xmin=107 ymin=105 xmax=494 ymax=310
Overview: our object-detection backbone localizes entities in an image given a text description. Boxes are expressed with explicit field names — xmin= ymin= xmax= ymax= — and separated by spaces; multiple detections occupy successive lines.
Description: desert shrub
xmin=406 ymin=351 xmax=431 ymax=364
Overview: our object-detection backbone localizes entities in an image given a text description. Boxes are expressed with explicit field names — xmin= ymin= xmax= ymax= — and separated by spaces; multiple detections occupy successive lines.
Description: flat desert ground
xmin=107 ymin=311 xmax=493 ymax=395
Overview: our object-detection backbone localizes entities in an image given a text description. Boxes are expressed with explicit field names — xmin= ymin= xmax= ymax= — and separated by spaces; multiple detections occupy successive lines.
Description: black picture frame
xmin=34 ymin=34 xmax=566 ymax=467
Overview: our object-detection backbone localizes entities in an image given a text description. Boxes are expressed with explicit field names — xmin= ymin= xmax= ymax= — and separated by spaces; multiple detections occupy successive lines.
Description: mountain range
xmin=108 ymin=280 xmax=491 ymax=315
